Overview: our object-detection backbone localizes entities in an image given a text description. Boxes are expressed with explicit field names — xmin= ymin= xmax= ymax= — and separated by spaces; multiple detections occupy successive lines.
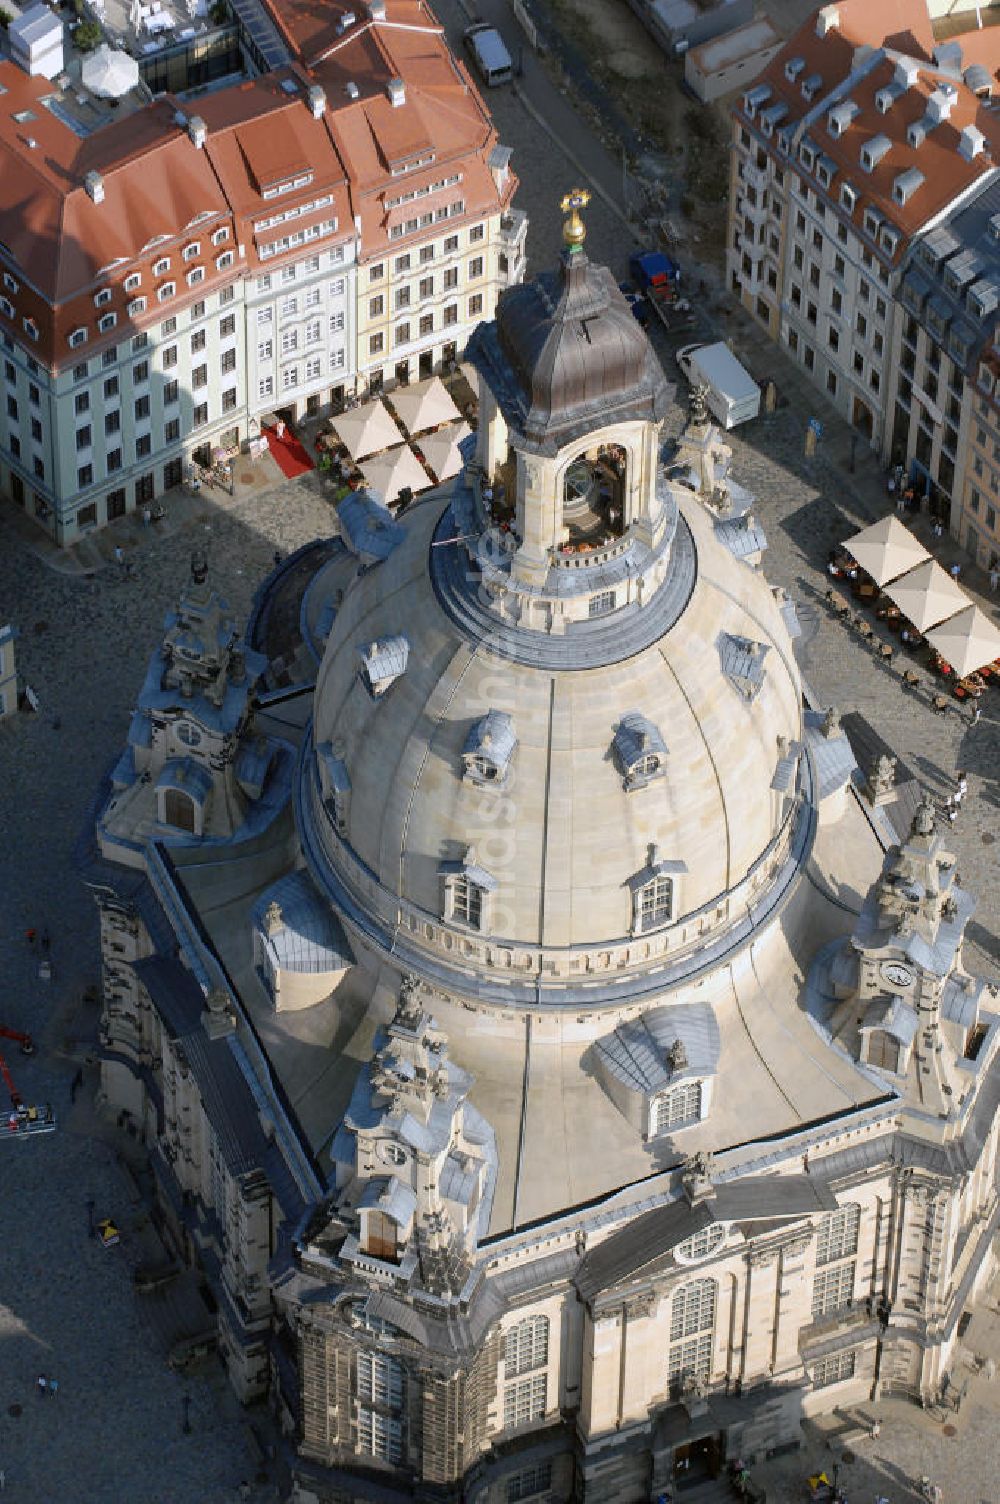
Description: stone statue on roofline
xmin=867 ymin=753 xmax=897 ymax=802
xmin=821 ymin=705 xmax=841 ymax=739
xmin=666 ymin=1037 xmax=689 ymax=1073
xmin=689 ymin=383 xmax=710 ymax=428
xmin=682 ymin=1150 xmax=714 ymax=1204
xmin=913 ymin=794 xmax=936 ymax=838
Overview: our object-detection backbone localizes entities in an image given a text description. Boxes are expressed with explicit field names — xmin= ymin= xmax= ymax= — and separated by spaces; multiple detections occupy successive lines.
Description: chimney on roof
xmin=926 ymin=82 xmax=957 ymax=124
xmin=84 ymin=170 xmax=105 ymax=204
xmin=345 ymin=81 xmax=360 ymax=99
xmin=368 ymin=0 xmax=386 ymax=16
xmin=187 ymin=115 xmax=207 ymax=149
xmin=308 ymin=83 xmax=326 ymax=118
xmin=959 ymin=124 xmax=987 ymax=162
xmin=387 ymin=77 xmax=405 ymax=108
xmin=815 ymin=4 xmax=839 ymax=37
xmin=894 ymin=56 xmax=921 ymax=91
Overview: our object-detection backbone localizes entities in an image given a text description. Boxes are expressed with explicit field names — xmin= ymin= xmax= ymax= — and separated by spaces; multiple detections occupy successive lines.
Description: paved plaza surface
xmin=0 ymin=58 xmax=998 ymax=1504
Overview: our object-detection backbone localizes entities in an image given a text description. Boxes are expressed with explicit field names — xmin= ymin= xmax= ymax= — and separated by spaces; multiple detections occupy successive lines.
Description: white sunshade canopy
xmin=335 ymin=399 xmax=402 ymax=461
xmin=416 ymin=420 xmax=471 ymax=481
xmin=361 ymin=444 xmax=430 ymax=505
xmin=882 ymin=560 xmax=968 ymax=633
xmin=925 ymin=605 xmax=1000 ymax=679
xmin=389 ymin=375 xmax=461 ymax=435
xmin=843 ymin=516 xmax=929 ymax=585
xmin=82 ymin=45 xmax=140 ymax=98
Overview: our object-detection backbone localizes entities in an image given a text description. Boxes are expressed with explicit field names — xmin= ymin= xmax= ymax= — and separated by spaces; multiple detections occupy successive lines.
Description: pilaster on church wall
xmin=578 ymin=1305 xmax=621 ymax=1439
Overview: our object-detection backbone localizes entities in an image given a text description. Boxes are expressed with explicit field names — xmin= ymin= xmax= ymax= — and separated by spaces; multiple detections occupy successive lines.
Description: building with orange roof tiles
xmin=726 ymin=0 xmax=1000 ymax=466
xmin=0 ymin=0 xmax=523 ymax=546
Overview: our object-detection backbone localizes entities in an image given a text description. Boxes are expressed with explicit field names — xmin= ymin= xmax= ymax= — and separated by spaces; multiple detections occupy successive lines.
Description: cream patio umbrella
xmin=82 ymin=45 xmax=141 ymax=98
xmin=843 ymin=516 xmax=929 ymax=585
xmin=882 ymin=559 xmax=967 ymax=633
xmin=925 ymin=605 xmax=1000 ymax=679
xmin=361 ymin=444 xmax=430 ymax=506
xmin=389 ymin=375 xmax=460 ymax=436
xmin=334 ymin=398 xmax=403 ymax=461
xmin=416 ymin=419 xmax=471 ymax=481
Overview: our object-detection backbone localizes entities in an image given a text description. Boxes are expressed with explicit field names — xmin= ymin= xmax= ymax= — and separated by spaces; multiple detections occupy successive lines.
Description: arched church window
xmin=560 ymin=443 xmax=627 ymax=549
xmin=675 ymin=1224 xmax=725 ymax=1265
xmin=653 ymin=1080 xmax=701 ymax=1134
xmin=450 ymin=876 xmax=483 ymax=929
xmin=441 ymin=850 xmax=497 ymax=933
xmin=668 ymin=1278 xmax=716 ymax=1387
xmin=356 ymin=1351 xmax=404 ymax=1463
xmin=163 ymin=788 xmax=196 ymax=833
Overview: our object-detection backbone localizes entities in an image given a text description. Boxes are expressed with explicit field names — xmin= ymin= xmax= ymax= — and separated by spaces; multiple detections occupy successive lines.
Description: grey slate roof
xmin=252 ymin=869 xmax=353 ymax=974
xmin=317 ymin=742 xmax=351 ymax=794
xmin=360 ymin=635 xmax=409 ymax=684
xmin=358 ymin=1176 xmax=417 ymax=1227
xmin=771 ymin=740 xmax=802 ymax=794
xmin=463 ymin=710 xmax=517 ymax=773
xmin=574 ymin=1174 xmax=837 ymax=1301
xmin=714 ymin=514 xmax=768 ymax=562
xmin=339 ymin=491 xmax=405 ymax=563
xmin=235 ymin=739 xmax=272 ymax=794
xmin=440 ymin=855 xmax=499 ymax=892
xmin=133 ymin=954 xmax=270 ymax=1178
xmin=595 ymin=1003 xmax=721 ymax=1094
xmin=612 ymin=713 xmax=668 ymax=776
xmin=803 ymin=710 xmax=857 ymax=801
xmin=941 ymin=976 xmax=982 ymax=1030
xmin=720 ymin=633 xmax=768 ymax=700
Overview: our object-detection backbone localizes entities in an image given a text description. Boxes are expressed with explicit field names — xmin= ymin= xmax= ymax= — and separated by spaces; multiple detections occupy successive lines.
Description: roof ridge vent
xmin=959 ymin=123 xmax=987 ymax=162
xmin=345 ymin=80 xmax=360 ymax=99
xmin=815 ymin=3 xmax=839 ymax=37
xmin=387 ymin=76 xmax=405 ymax=108
xmin=307 ymin=83 xmax=326 ymax=118
xmin=84 ymin=170 xmax=104 ymax=204
xmin=187 ymin=115 xmax=207 ymax=149
xmin=893 ymin=56 xmax=921 ymax=91
xmin=926 ymin=82 xmax=957 ymax=124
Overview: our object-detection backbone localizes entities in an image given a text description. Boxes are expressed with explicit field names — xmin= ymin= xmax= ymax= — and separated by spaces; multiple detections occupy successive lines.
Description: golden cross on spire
xmin=560 ymin=187 xmax=591 ymax=251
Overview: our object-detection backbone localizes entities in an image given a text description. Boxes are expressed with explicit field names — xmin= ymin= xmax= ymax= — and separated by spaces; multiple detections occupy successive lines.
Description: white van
xmin=676 ymin=341 xmax=761 ymax=430
xmin=464 ymin=23 xmax=514 ymax=86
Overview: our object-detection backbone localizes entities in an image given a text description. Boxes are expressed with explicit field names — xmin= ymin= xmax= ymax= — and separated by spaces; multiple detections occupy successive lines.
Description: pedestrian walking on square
xmin=971 ymin=699 xmax=982 ymax=727
xmin=40 ymin=926 xmax=50 ymax=954
xmin=70 ymin=1067 xmax=83 ymax=1103
xmin=142 ymin=504 xmax=151 ymax=528
xmin=990 ymin=565 xmax=999 ymax=592
xmin=36 ymin=1374 xmax=46 ymax=1399
xmin=0 ymin=1465 xmax=6 ymax=1489
xmin=25 ymin=927 xmax=36 ymax=948
xmin=870 ymin=1418 xmax=880 ymax=1440
xmin=48 ymin=1378 xmax=58 ymax=1398
xmin=950 ymin=562 xmax=961 ymax=582
xmin=114 ymin=544 xmax=125 ymax=572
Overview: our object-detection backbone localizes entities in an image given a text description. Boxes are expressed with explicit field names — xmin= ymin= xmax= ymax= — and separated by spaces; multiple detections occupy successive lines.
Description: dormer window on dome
xmin=628 ymin=846 xmax=687 ymax=935
xmin=318 ymin=741 xmax=351 ymax=835
xmin=593 ymin=1001 xmax=719 ymax=1139
xmin=463 ymin=710 xmax=516 ymax=786
xmin=612 ymin=713 xmax=667 ymax=790
xmin=720 ymin=633 xmax=769 ymax=702
xmin=360 ymin=636 xmax=408 ymax=697
xmin=441 ymin=848 xmax=497 ymax=932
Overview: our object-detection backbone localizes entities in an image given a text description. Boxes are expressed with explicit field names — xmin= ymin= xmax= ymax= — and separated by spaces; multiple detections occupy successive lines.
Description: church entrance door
xmin=672 ymin=1431 xmax=723 ymax=1488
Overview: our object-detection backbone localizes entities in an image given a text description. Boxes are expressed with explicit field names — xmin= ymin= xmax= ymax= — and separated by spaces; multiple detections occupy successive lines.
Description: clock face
xmin=880 ymin=960 xmax=915 ymax=990
xmin=176 ymin=722 xmax=202 ymax=748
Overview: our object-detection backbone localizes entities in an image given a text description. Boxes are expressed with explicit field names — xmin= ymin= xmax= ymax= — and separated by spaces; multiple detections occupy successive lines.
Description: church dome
xmin=299 ymin=490 xmax=804 ymax=1006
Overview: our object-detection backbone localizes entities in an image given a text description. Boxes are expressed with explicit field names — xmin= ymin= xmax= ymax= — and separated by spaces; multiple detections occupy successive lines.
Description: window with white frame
xmin=182 ymin=242 xmax=200 ymax=261
xmin=216 ymin=251 xmax=234 ymax=270
xmin=258 ymin=376 xmax=274 ymax=399
xmin=812 ymin=1262 xmax=855 ymax=1319
xmin=506 ymin=1463 xmax=553 ymax=1503
xmin=258 ymin=339 xmax=273 ymax=361
xmin=98 ymin=313 xmax=117 ymax=333
xmin=305 ymin=356 xmax=321 ymax=381
xmin=153 ymin=257 xmax=170 ymax=276
xmin=158 ymin=283 xmax=175 ymax=301
xmin=448 ymin=874 xmax=483 ymax=929
xmin=815 ymin=1204 xmax=860 ymax=1266
xmin=212 ymin=227 xmax=229 ymax=245
xmin=503 ymin=1316 xmax=549 ymax=1430
xmin=330 ymin=348 xmax=345 ymax=370
xmin=94 ymin=288 xmax=113 ymax=307
xmin=653 ymin=1080 xmax=702 ymax=1134
xmin=186 ymin=267 xmax=205 ymax=286
xmin=638 ymin=874 xmax=673 ymax=931
xmin=282 ymin=366 xmax=299 ymax=391
xmin=812 ymin=1349 xmax=856 ymax=1388
xmin=69 ymin=328 xmax=87 ymax=347
xmin=281 ymin=328 xmax=298 ymax=354
xmin=675 ymin=1225 xmax=725 ymax=1264
xmin=257 ymin=306 xmax=273 ymax=327
xmin=668 ymin=1278 xmax=716 ymax=1387
xmin=356 ymin=1351 xmax=404 ymax=1463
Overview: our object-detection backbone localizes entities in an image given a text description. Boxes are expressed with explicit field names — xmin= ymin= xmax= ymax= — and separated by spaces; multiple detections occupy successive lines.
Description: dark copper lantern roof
xmin=468 ymin=228 xmax=671 ymax=455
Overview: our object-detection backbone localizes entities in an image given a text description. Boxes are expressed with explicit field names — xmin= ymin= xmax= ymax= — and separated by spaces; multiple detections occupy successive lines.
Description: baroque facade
xmin=83 ymin=201 xmax=1000 ymax=1502
xmin=726 ymin=0 xmax=1000 ymax=566
xmin=0 ymin=0 xmax=524 ymax=547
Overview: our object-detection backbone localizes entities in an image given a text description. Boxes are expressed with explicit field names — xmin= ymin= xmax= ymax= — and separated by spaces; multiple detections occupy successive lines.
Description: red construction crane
xmin=0 ymin=1027 xmax=54 ymax=1137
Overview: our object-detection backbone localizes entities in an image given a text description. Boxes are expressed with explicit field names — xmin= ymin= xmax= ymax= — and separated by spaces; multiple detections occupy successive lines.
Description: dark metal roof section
xmin=467 ymin=247 xmax=671 ymax=456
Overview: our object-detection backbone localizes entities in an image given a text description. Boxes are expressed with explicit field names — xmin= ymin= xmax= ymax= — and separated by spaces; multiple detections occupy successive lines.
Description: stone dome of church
xmin=301 ymin=491 xmax=803 ymax=1004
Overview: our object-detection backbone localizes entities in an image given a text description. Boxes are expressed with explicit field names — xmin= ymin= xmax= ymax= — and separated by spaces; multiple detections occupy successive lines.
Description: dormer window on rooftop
xmin=628 ymin=847 xmax=686 ymax=935
xmin=359 ymin=636 xmax=408 ymax=697
xmin=441 ymin=849 xmax=497 ymax=933
xmin=612 ymin=713 xmax=667 ymax=790
xmin=462 ymin=710 xmax=516 ymax=787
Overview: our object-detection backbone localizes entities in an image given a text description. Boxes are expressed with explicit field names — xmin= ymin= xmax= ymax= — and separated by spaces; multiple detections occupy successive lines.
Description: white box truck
xmin=676 ymin=342 xmax=760 ymax=429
